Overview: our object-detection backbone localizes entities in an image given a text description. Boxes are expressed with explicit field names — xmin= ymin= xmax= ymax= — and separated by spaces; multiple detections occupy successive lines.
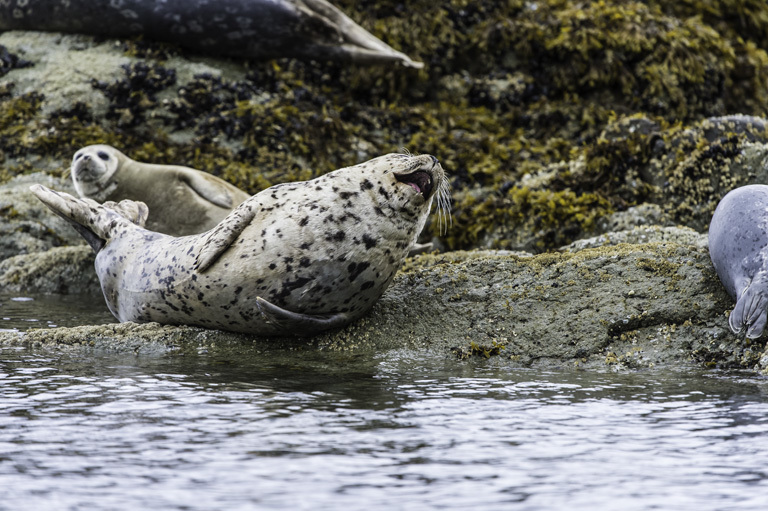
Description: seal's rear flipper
xmin=30 ymin=184 xmax=148 ymax=253
xmin=301 ymin=0 xmax=424 ymax=68
xmin=729 ymin=284 xmax=768 ymax=339
xmin=101 ymin=199 xmax=149 ymax=228
xmin=255 ymin=297 xmax=351 ymax=336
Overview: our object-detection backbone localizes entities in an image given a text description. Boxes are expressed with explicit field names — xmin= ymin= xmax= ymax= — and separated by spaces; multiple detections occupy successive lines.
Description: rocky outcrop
xmin=3 ymin=2 xmax=768 ymax=373
xmin=2 ymin=237 xmax=765 ymax=373
xmin=0 ymin=173 xmax=84 ymax=261
xmin=0 ymin=245 xmax=97 ymax=294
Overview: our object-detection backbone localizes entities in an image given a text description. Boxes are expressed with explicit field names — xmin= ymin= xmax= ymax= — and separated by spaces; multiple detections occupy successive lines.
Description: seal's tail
xmin=30 ymin=184 xmax=148 ymax=253
xmin=729 ymin=282 xmax=768 ymax=339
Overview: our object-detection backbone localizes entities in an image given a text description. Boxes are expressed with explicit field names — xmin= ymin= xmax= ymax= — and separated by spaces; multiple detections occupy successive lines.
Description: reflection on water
xmin=0 ymin=347 xmax=766 ymax=510
xmin=0 ymin=293 xmax=116 ymax=332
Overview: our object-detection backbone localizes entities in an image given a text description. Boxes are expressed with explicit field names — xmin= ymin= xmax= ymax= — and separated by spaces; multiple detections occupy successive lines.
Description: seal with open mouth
xmin=31 ymin=153 xmax=450 ymax=335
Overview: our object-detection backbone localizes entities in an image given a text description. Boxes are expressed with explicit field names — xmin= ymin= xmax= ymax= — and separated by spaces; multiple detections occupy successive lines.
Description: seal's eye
xmin=97 ymin=151 xmax=110 ymax=161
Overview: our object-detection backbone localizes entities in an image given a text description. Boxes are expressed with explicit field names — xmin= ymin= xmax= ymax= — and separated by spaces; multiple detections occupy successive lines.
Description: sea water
xmin=1 ymin=341 xmax=766 ymax=510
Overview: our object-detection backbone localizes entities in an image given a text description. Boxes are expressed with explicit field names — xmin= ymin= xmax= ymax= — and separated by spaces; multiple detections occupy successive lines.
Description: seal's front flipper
xmin=408 ymin=242 xmax=433 ymax=257
xmin=30 ymin=184 xmax=147 ymax=253
xmin=255 ymin=297 xmax=352 ymax=336
xmin=730 ymin=282 xmax=768 ymax=339
xmin=182 ymin=171 xmax=235 ymax=209
xmin=194 ymin=199 xmax=258 ymax=272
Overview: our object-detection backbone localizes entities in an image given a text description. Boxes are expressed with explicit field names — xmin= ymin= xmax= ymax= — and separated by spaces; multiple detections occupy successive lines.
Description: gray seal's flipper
xmin=182 ymin=171 xmax=237 ymax=209
xmin=30 ymin=184 xmax=148 ymax=253
xmin=300 ymin=0 xmax=423 ymax=68
xmin=194 ymin=199 xmax=258 ymax=272
xmin=255 ymin=297 xmax=352 ymax=336
xmin=730 ymin=275 xmax=768 ymax=339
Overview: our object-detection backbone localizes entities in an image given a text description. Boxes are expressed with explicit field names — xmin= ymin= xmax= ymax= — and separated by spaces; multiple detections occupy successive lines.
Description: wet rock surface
xmin=1 ymin=242 xmax=765 ymax=374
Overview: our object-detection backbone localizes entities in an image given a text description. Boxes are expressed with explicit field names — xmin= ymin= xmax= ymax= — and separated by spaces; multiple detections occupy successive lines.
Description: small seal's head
xmin=70 ymin=144 xmax=125 ymax=201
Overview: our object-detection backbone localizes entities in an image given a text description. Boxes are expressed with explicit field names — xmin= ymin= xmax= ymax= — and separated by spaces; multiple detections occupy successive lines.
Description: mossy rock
xmin=3 ymin=243 xmax=766 ymax=373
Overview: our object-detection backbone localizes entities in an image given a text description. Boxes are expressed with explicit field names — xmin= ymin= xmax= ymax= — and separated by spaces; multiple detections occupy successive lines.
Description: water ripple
xmin=0 ymin=348 xmax=767 ymax=510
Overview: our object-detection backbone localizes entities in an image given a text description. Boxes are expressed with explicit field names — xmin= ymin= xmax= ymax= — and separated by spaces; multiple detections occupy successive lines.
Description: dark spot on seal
xmin=361 ymin=234 xmax=377 ymax=249
xmin=360 ymin=281 xmax=375 ymax=291
xmin=272 ymin=276 xmax=312 ymax=301
xmin=360 ymin=179 xmax=374 ymax=191
xmin=347 ymin=261 xmax=370 ymax=282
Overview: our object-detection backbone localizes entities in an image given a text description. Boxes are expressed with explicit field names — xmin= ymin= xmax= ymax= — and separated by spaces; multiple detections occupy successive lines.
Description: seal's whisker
xmin=435 ymin=180 xmax=452 ymax=235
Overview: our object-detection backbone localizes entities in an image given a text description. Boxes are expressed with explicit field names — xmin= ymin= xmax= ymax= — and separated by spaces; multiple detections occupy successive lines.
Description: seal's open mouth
xmin=395 ymin=170 xmax=433 ymax=197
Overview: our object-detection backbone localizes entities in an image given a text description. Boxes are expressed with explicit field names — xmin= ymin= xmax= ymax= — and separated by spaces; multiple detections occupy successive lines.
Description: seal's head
xmin=70 ymin=144 xmax=125 ymax=201
xmin=330 ymin=152 xmax=450 ymax=239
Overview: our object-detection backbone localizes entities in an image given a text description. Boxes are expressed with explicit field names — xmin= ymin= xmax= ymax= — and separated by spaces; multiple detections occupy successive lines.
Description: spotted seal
xmin=70 ymin=144 xmax=252 ymax=236
xmin=31 ymin=153 xmax=450 ymax=335
xmin=0 ymin=0 xmax=422 ymax=67
xmin=709 ymin=184 xmax=768 ymax=338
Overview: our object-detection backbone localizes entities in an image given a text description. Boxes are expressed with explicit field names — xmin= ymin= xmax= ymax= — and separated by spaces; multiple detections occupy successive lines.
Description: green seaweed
xmin=451 ymin=340 xmax=506 ymax=360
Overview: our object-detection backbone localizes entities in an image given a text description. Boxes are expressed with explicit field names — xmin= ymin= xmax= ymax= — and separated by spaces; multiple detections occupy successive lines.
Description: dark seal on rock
xmin=31 ymin=153 xmax=449 ymax=336
xmin=0 ymin=0 xmax=423 ymax=67
xmin=709 ymin=184 xmax=768 ymax=338
xmin=70 ymin=144 xmax=251 ymax=236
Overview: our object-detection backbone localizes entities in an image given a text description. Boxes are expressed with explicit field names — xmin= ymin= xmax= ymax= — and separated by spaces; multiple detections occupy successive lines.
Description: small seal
xmin=0 ymin=0 xmax=423 ymax=67
xmin=32 ymin=153 xmax=450 ymax=336
xmin=709 ymin=184 xmax=768 ymax=338
xmin=70 ymin=144 xmax=251 ymax=236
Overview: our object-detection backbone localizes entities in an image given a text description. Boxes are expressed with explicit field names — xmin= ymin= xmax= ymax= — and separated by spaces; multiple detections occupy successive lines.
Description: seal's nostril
xmin=430 ymin=155 xmax=439 ymax=166
xmin=82 ymin=154 xmax=91 ymax=161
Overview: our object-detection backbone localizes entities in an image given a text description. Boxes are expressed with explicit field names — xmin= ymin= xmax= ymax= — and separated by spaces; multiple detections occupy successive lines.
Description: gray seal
xmin=709 ymin=184 xmax=768 ymax=338
xmin=70 ymin=144 xmax=251 ymax=236
xmin=31 ymin=153 xmax=450 ymax=336
xmin=0 ymin=0 xmax=422 ymax=67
